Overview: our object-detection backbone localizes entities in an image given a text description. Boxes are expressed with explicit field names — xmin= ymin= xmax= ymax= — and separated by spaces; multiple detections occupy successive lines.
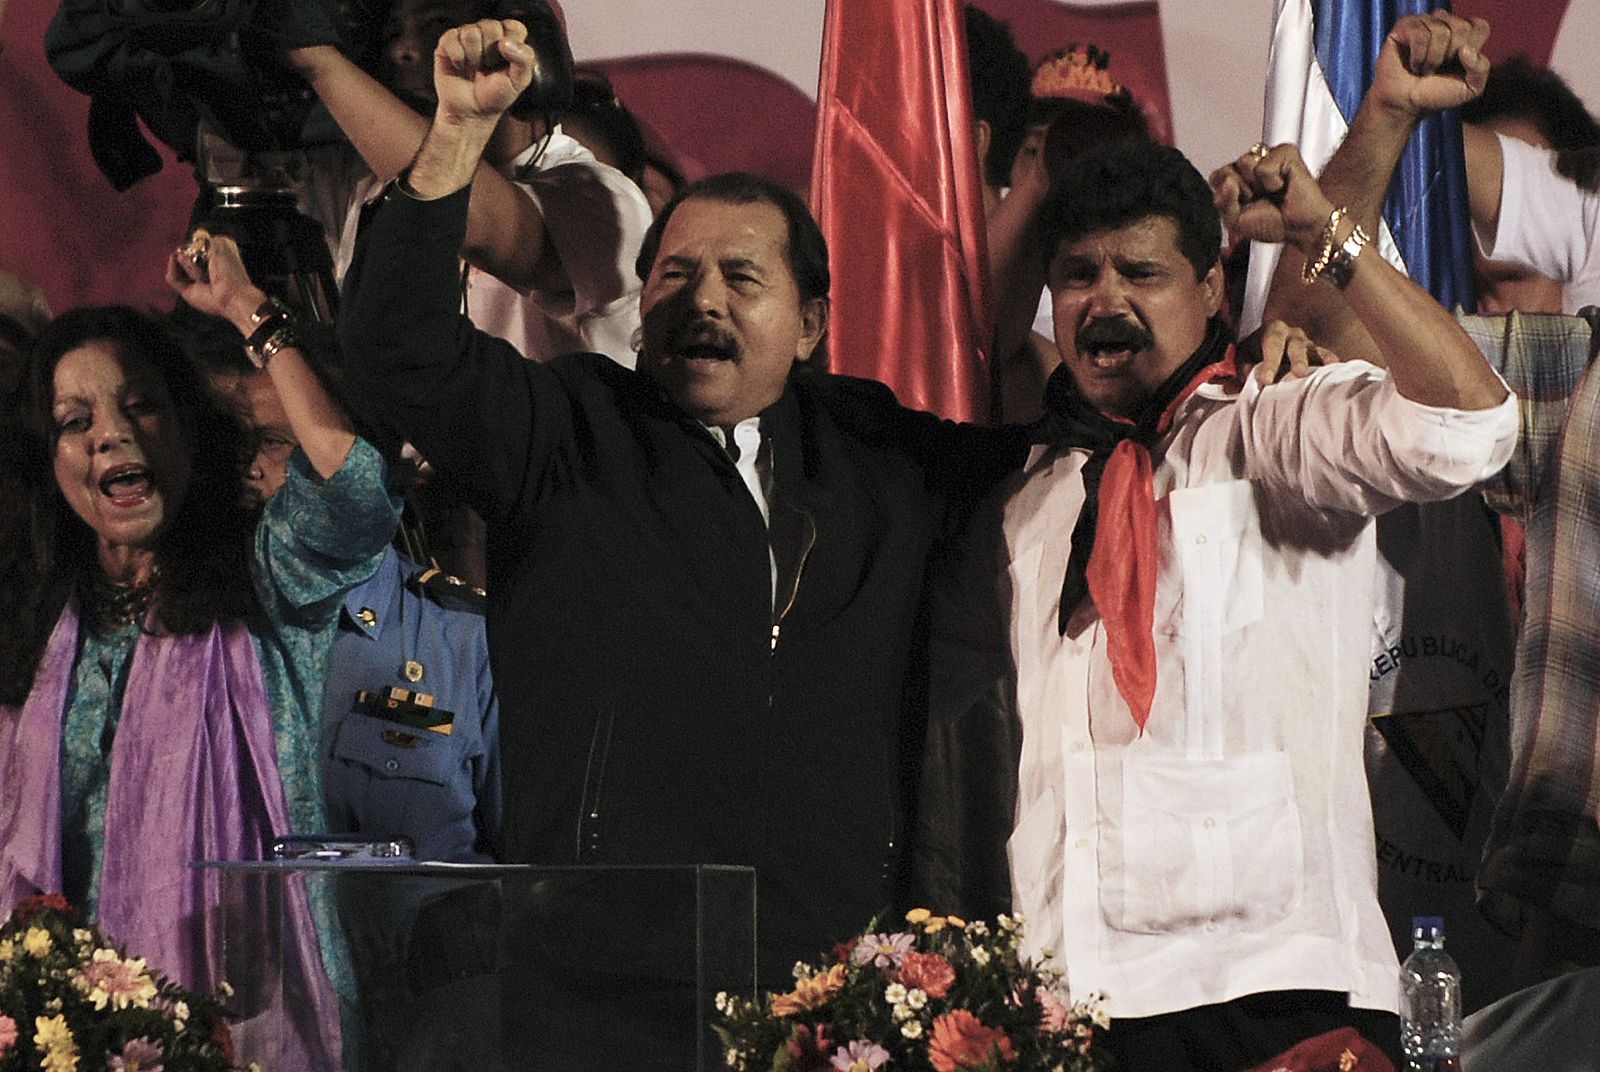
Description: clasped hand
xmin=1210 ymin=143 xmax=1338 ymax=256
xmin=432 ymin=18 xmax=536 ymax=125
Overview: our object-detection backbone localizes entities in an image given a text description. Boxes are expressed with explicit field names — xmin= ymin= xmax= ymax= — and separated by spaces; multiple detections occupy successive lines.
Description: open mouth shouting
xmin=1076 ymin=318 xmax=1155 ymax=372
xmin=98 ymin=462 xmax=156 ymax=508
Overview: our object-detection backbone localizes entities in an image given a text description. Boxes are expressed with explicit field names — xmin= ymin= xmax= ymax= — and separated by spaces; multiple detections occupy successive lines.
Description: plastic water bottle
xmin=1398 ymin=916 xmax=1463 ymax=1072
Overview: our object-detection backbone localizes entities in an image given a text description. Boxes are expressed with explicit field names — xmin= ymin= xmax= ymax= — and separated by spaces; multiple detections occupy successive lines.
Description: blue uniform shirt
xmin=320 ymin=547 xmax=501 ymax=863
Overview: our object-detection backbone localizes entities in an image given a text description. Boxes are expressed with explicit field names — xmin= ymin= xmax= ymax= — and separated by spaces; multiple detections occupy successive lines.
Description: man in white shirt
xmin=917 ymin=138 xmax=1514 ymax=1070
xmin=288 ymin=0 xmax=651 ymax=368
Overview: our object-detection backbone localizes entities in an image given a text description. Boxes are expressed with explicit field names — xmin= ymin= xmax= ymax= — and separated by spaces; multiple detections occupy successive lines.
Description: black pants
xmin=1101 ymin=990 xmax=1403 ymax=1072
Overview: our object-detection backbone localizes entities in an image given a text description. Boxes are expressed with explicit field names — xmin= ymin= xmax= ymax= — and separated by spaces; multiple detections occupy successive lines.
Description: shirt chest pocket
xmin=1160 ymin=480 xmax=1264 ymax=638
xmin=331 ymin=713 xmax=464 ymax=787
xmin=1096 ymin=751 xmax=1305 ymax=936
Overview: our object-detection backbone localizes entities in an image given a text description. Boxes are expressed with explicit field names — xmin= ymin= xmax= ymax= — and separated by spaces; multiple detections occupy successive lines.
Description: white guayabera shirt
xmin=954 ymin=361 xmax=1515 ymax=1020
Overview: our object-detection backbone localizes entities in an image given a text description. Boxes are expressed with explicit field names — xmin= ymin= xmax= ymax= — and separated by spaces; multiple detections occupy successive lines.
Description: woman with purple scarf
xmin=0 ymin=233 xmax=400 ymax=1070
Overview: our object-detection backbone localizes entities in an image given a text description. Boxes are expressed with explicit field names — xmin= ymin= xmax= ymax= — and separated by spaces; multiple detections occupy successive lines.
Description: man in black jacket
xmin=337 ymin=18 xmax=1022 ymax=1065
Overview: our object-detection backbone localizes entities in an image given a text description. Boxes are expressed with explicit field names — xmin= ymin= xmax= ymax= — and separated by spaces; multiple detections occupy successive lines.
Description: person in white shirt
xmin=287 ymin=0 xmax=651 ymax=368
xmin=915 ymin=137 xmax=1514 ymax=1071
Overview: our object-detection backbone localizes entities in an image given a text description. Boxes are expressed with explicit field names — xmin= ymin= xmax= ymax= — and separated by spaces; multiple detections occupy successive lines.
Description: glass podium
xmin=194 ymin=861 xmax=757 ymax=1072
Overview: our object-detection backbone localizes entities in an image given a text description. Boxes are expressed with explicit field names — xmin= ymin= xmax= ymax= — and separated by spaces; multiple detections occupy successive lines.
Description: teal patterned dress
xmin=57 ymin=438 xmax=401 ymax=997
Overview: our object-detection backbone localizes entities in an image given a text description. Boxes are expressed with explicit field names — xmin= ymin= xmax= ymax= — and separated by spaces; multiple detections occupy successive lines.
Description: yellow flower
xmin=22 ymin=928 xmax=51 ymax=958
xmin=904 ymin=908 xmax=933 ymax=925
xmin=0 ymin=937 xmax=14 ymax=962
xmin=34 ymin=1014 xmax=78 ymax=1072
xmin=770 ymin=962 xmax=847 ymax=1017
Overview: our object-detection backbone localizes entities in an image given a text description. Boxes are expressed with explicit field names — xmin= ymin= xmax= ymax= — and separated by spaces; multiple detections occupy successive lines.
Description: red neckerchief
xmin=1080 ymin=344 xmax=1239 ymax=732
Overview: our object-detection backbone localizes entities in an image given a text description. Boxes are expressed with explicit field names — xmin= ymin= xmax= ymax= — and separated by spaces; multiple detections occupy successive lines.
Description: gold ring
xmin=181 ymin=231 xmax=211 ymax=272
xmin=1248 ymin=142 xmax=1270 ymax=163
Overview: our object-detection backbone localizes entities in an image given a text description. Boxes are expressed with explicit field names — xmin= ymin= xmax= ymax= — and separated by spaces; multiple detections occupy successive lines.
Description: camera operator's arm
xmin=988 ymin=140 xmax=1054 ymax=421
xmin=286 ymin=22 xmax=562 ymax=293
xmin=167 ymin=232 xmax=358 ymax=479
xmin=1215 ymin=143 xmax=1506 ymax=411
xmin=1251 ymin=10 xmax=1492 ymax=361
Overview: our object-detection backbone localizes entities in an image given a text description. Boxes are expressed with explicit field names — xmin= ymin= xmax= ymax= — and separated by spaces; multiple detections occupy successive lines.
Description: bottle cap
xmin=1411 ymin=916 xmax=1444 ymax=941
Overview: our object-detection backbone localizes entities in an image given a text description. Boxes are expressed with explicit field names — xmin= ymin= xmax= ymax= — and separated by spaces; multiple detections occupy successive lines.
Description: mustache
xmin=670 ymin=323 xmax=740 ymax=361
xmin=1076 ymin=318 xmax=1153 ymax=352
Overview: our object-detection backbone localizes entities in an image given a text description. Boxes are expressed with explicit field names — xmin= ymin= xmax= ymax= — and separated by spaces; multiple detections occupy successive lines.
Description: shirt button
xmin=1075 ymin=838 xmax=1089 ymax=850
xmin=1205 ymin=920 xmax=1218 ymax=933
xmin=384 ymin=759 xmax=399 ymax=773
xmin=1069 ymin=741 xmax=1086 ymax=754
xmin=1195 ymin=535 xmax=1207 ymax=545
xmin=1202 ymin=816 xmax=1216 ymax=828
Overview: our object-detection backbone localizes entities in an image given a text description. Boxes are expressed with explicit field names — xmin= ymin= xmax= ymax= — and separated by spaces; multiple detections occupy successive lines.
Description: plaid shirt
xmin=1465 ymin=311 xmax=1600 ymax=932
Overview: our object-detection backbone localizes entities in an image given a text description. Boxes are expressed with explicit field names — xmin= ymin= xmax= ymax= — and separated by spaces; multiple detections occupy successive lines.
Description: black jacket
xmin=339 ymin=185 xmax=1025 ymax=994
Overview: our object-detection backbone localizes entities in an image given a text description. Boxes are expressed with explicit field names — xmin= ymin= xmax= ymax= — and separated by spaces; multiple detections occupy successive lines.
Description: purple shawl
xmin=0 ymin=598 xmax=341 ymax=1070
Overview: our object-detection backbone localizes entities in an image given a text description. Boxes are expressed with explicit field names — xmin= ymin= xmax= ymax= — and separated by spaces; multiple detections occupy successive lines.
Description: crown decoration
xmin=1032 ymin=44 xmax=1126 ymax=104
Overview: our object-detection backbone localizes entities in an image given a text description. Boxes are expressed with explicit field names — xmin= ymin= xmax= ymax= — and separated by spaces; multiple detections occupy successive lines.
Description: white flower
xmin=883 ymin=982 xmax=907 ymax=1005
xmin=792 ymin=961 xmax=811 ymax=980
xmin=967 ymin=920 xmax=990 ymax=937
xmin=892 ymin=1003 xmax=914 ymax=1022
xmin=901 ymin=1019 xmax=924 ymax=1039
xmin=906 ymin=988 xmax=927 ymax=1011
xmin=71 ymin=930 xmax=93 ymax=948
xmin=997 ymin=913 xmax=1017 ymax=932
xmin=714 ymin=991 xmax=729 ymax=1014
xmin=971 ymin=946 xmax=992 ymax=967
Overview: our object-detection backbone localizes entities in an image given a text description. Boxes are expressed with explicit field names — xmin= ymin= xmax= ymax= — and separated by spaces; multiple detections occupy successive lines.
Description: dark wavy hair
xmin=1041 ymin=139 xmax=1221 ymax=280
xmin=965 ymin=4 xmax=1033 ymax=189
xmin=1461 ymin=54 xmax=1600 ymax=152
xmin=0 ymin=306 xmax=255 ymax=705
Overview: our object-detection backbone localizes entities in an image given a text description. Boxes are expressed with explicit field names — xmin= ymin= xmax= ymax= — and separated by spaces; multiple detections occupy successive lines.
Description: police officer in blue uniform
xmin=321 ymin=547 xmax=500 ymax=865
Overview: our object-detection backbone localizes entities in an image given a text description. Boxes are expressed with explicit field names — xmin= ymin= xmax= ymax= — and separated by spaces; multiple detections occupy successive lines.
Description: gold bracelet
xmin=1319 ymin=222 xmax=1371 ymax=289
xmin=1301 ymin=205 xmax=1349 ymax=285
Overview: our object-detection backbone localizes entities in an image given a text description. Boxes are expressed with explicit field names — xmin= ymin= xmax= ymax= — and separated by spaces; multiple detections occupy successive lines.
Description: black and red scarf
xmin=1034 ymin=317 xmax=1239 ymax=732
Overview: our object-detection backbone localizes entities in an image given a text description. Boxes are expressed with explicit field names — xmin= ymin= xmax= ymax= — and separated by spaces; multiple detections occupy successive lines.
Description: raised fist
xmin=432 ymin=18 xmax=536 ymax=126
xmin=1371 ymin=9 xmax=1491 ymax=120
xmin=1210 ymin=143 xmax=1338 ymax=257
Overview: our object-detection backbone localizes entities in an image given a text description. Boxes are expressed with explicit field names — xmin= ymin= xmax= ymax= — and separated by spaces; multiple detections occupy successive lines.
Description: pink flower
xmin=107 ymin=1036 xmax=164 ymax=1071
xmin=831 ymin=1039 xmax=891 ymax=1071
xmin=78 ymin=949 xmax=158 ymax=1010
xmin=0 ymin=1014 xmax=17 ymax=1056
xmin=851 ymin=932 xmax=916 ymax=969
xmin=896 ymin=952 xmax=956 ymax=999
xmin=1036 ymin=988 xmax=1070 ymax=1033
xmin=928 ymin=1009 xmax=1016 ymax=1071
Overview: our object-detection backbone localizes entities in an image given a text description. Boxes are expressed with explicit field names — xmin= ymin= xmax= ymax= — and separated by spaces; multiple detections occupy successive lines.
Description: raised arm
xmin=1215 ymin=143 xmax=1505 ymax=410
xmin=285 ymin=32 xmax=563 ymax=293
xmin=167 ymin=231 xmax=356 ymax=479
xmin=336 ymin=22 xmax=568 ymax=523
xmin=1253 ymin=9 xmax=1492 ymax=361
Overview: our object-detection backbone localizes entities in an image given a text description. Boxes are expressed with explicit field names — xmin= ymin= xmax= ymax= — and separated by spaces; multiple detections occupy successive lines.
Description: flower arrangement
xmin=0 ymin=894 xmax=242 ymax=1072
xmin=713 ymin=910 xmax=1108 ymax=1072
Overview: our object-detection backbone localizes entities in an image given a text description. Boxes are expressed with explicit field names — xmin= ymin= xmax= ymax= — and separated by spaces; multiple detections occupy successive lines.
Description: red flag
xmin=809 ymin=0 xmax=993 ymax=423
